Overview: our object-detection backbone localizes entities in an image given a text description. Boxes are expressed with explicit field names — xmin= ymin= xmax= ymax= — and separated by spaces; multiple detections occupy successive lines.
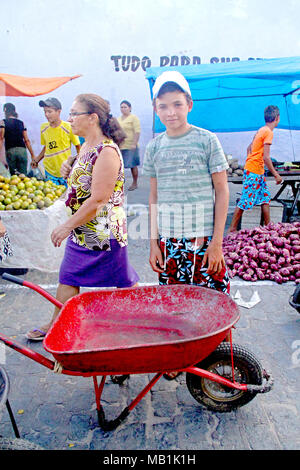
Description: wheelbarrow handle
xmin=0 ymin=332 xmax=55 ymax=371
xmin=1 ymin=273 xmax=63 ymax=309
xmin=2 ymin=272 xmax=24 ymax=286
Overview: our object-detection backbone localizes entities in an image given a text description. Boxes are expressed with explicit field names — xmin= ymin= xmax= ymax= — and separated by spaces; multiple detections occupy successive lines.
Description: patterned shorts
xmin=159 ymin=236 xmax=230 ymax=295
xmin=238 ymin=170 xmax=271 ymax=211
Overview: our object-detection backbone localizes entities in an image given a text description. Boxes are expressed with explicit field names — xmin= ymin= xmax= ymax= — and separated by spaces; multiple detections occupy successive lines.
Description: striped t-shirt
xmin=143 ymin=126 xmax=228 ymax=238
xmin=40 ymin=121 xmax=80 ymax=177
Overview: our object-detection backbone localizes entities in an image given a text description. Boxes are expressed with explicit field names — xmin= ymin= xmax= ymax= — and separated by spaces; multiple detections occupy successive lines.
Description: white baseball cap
xmin=152 ymin=71 xmax=191 ymax=98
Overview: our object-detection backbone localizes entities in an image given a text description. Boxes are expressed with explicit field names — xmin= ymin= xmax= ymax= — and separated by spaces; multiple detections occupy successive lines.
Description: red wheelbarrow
xmin=0 ymin=273 xmax=273 ymax=431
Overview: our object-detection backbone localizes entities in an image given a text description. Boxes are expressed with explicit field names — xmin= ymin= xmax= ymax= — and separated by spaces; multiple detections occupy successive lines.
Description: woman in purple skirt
xmin=26 ymin=94 xmax=139 ymax=340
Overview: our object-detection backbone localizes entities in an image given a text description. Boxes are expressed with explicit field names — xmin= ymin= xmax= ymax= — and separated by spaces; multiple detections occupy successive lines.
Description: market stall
xmin=146 ymin=57 xmax=300 ymax=222
xmin=0 ymin=73 xmax=80 ymax=271
xmin=145 ymin=56 xmax=300 ymax=134
xmin=228 ymin=167 xmax=300 ymax=222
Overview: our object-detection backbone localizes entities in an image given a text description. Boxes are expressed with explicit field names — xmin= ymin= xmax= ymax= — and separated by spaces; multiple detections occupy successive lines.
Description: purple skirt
xmin=59 ymin=236 xmax=139 ymax=288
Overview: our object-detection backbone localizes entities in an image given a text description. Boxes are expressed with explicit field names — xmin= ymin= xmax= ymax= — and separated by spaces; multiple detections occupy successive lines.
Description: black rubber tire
xmin=186 ymin=343 xmax=263 ymax=412
xmin=290 ymin=284 xmax=300 ymax=313
xmin=292 ymin=284 xmax=300 ymax=305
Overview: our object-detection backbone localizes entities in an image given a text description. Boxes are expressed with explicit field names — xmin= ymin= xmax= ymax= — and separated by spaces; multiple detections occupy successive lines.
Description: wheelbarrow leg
xmin=6 ymin=399 xmax=20 ymax=438
xmin=93 ymin=373 xmax=163 ymax=431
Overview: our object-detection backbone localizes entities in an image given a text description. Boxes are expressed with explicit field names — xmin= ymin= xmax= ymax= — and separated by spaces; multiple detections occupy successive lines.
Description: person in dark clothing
xmin=0 ymin=103 xmax=35 ymax=175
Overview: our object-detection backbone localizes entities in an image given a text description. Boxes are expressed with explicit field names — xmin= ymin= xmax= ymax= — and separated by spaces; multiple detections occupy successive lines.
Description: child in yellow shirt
xmin=33 ymin=98 xmax=81 ymax=186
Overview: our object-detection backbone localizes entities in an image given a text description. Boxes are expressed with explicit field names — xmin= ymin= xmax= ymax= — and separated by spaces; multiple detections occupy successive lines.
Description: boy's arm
xmin=35 ymin=146 xmax=45 ymax=163
xmin=263 ymin=144 xmax=282 ymax=184
xmin=202 ymin=170 xmax=229 ymax=274
xmin=149 ymin=177 xmax=164 ymax=273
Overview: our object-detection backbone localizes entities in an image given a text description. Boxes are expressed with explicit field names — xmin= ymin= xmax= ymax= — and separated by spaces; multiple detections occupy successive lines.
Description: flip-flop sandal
xmin=25 ymin=328 xmax=47 ymax=341
xmin=163 ymin=371 xmax=182 ymax=381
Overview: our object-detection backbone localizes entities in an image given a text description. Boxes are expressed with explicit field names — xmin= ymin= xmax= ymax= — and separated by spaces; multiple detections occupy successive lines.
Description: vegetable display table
xmin=228 ymin=172 xmax=300 ymax=222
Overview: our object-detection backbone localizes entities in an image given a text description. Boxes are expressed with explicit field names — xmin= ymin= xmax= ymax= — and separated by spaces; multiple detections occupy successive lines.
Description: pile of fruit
xmin=0 ymin=174 xmax=66 ymax=210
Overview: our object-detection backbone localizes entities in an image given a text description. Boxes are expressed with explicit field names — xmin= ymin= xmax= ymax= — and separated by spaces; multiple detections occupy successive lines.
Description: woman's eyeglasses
xmin=69 ymin=112 xmax=91 ymax=117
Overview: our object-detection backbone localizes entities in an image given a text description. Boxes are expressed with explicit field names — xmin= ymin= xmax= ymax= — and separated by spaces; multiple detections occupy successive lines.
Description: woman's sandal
xmin=25 ymin=328 xmax=47 ymax=341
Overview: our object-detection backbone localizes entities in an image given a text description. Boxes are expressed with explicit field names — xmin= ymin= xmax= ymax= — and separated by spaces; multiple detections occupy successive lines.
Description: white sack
xmin=0 ymin=200 xmax=68 ymax=272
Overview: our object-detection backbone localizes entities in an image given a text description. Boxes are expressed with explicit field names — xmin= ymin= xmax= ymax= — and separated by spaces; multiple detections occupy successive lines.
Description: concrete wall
xmin=1 ymin=0 xmax=300 ymax=165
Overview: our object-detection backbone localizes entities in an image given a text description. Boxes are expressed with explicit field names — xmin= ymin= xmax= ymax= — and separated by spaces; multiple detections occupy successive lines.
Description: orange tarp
xmin=0 ymin=73 xmax=81 ymax=97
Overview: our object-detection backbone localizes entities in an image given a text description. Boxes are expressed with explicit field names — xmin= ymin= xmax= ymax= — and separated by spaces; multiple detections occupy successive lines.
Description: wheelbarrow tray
xmin=43 ymin=285 xmax=239 ymax=374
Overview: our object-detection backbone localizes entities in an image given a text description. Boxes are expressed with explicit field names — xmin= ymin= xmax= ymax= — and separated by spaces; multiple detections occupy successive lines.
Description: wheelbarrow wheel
xmin=289 ymin=284 xmax=300 ymax=313
xmin=186 ymin=343 xmax=263 ymax=412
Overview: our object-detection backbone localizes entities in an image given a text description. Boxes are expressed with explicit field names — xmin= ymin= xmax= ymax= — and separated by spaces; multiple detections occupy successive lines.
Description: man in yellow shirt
xmin=33 ymin=98 xmax=81 ymax=186
xmin=117 ymin=100 xmax=141 ymax=191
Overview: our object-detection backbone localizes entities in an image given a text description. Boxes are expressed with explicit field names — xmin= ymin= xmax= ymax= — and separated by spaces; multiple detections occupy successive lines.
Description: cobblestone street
xmin=0 ymin=176 xmax=299 ymax=452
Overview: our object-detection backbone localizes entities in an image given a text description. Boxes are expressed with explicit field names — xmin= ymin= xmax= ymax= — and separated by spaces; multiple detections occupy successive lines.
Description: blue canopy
xmin=145 ymin=56 xmax=300 ymax=133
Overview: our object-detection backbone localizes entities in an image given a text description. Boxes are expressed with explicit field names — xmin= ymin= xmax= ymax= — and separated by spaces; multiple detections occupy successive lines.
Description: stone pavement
xmin=0 ymin=174 xmax=299 ymax=451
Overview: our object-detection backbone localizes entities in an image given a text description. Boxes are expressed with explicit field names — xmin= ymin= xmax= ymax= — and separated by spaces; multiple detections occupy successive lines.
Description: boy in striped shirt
xmin=143 ymin=71 xmax=230 ymax=294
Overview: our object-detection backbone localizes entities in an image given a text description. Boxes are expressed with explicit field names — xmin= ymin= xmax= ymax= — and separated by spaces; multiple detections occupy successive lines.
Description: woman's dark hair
xmin=120 ymin=100 xmax=132 ymax=109
xmin=76 ymin=94 xmax=126 ymax=146
xmin=4 ymin=103 xmax=18 ymax=118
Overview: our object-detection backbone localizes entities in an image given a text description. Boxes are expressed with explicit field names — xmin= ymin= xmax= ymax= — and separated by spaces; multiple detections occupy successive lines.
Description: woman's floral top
xmin=65 ymin=140 xmax=127 ymax=251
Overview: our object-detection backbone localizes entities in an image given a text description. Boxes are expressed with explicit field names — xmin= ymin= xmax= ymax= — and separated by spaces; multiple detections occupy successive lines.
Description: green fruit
xmin=21 ymin=200 xmax=29 ymax=209
xmin=37 ymin=200 xmax=45 ymax=209
xmin=13 ymin=201 xmax=21 ymax=210
xmin=3 ymin=197 xmax=12 ymax=205
xmin=43 ymin=197 xmax=52 ymax=207
xmin=28 ymin=203 xmax=37 ymax=210
xmin=5 ymin=204 xmax=13 ymax=210
xmin=9 ymin=185 xmax=18 ymax=194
